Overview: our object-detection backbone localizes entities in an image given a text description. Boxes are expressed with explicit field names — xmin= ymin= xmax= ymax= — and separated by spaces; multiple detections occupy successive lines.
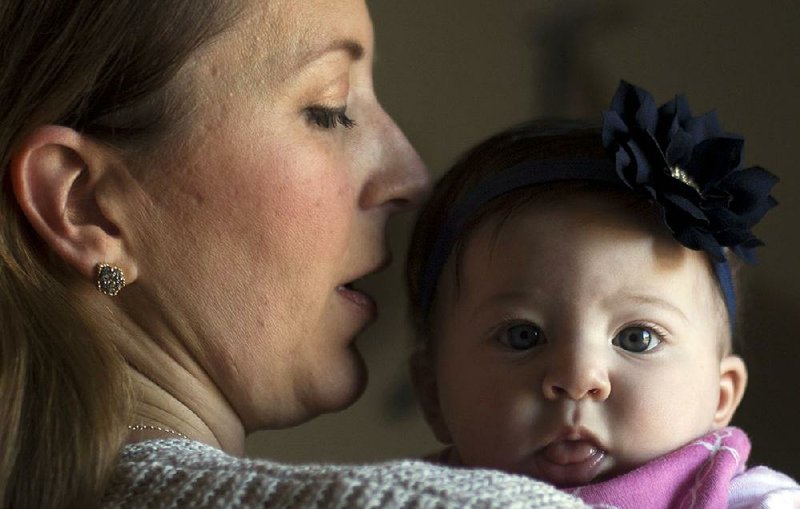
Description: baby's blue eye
xmin=613 ymin=326 xmax=660 ymax=353
xmin=501 ymin=324 xmax=545 ymax=351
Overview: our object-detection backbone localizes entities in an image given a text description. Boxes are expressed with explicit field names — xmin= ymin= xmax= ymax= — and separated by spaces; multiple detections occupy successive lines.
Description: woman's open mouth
xmin=336 ymin=283 xmax=377 ymax=319
xmin=337 ymin=256 xmax=389 ymax=320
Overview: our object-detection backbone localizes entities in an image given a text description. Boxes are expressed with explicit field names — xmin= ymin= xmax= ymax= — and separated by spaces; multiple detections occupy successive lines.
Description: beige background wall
xmin=247 ymin=0 xmax=800 ymax=479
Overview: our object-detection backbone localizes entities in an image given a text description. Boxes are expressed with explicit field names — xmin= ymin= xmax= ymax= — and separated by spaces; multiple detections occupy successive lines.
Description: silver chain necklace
xmin=127 ymin=424 xmax=189 ymax=439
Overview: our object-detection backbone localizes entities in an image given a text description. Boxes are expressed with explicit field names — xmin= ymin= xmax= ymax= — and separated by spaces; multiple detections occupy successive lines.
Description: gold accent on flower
xmin=668 ymin=166 xmax=701 ymax=193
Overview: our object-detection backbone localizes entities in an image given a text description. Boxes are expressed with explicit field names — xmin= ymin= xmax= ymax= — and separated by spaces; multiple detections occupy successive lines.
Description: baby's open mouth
xmin=533 ymin=439 xmax=606 ymax=487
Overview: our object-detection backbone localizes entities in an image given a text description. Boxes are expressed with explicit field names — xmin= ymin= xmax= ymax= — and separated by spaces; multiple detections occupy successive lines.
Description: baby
xmin=406 ymin=82 xmax=800 ymax=508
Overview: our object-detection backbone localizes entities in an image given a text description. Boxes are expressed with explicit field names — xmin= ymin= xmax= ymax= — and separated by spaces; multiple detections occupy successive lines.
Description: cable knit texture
xmin=103 ymin=439 xmax=588 ymax=508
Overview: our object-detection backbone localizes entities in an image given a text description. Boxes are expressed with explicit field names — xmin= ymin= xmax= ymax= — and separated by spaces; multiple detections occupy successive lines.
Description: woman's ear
xmin=714 ymin=354 xmax=748 ymax=428
xmin=9 ymin=125 xmax=137 ymax=285
xmin=409 ymin=349 xmax=452 ymax=444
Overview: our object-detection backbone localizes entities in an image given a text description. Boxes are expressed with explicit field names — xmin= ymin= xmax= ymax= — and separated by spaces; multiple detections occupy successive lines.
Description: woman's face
xmin=130 ymin=0 xmax=429 ymax=430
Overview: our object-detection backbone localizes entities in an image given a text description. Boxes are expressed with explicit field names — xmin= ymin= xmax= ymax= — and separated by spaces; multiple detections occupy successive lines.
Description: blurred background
xmin=247 ymin=0 xmax=800 ymax=479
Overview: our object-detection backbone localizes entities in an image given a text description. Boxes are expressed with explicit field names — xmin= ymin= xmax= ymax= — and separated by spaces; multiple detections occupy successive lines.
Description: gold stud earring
xmin=96 ymin=263 xmax=126 ymax=296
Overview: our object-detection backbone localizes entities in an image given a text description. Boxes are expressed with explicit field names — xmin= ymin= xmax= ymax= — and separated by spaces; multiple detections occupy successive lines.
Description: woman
xmin=0 ymin=0 xmax=585 ymax=507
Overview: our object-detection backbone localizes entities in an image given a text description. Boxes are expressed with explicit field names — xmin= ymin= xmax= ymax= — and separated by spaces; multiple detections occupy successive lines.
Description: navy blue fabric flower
xmin=602 ymin=80 xmax=778 ymax=263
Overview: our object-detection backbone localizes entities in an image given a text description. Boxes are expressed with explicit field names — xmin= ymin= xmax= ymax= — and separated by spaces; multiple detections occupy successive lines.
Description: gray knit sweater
xmin=102 ymin=439 xmax=588 ymax=508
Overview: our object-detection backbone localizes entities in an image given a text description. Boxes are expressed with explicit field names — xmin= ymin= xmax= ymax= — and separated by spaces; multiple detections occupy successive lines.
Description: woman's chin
xmin=313 ymin=347 xmax=369 ymax=415
xmin=246 ymin=349 xmax=368 ymax=431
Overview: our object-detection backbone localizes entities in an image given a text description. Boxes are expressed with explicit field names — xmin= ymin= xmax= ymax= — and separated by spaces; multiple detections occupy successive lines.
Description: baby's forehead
xmin=427 ymin=183 xmax=732 ymax=355
xmin=475 ymin=184 xmax=674 ymax=252
xmin=446 ymin=186 xmax=722 ymax=313
xmin=467 ymin=198 xmax=703 ymax=285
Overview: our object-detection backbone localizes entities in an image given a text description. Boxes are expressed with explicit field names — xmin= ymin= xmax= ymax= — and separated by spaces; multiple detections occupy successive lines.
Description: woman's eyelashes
xmin=612 ymin=324 xmax=664 ymax=353
xmin=305 ymin=105 xmax=356 ymax=129
xmin=497 ymin=322 xmax=546 ymax=351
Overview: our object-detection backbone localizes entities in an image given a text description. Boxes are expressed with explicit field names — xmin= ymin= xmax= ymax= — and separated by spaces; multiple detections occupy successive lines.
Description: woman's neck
xmin=127 ymin=368 xmax=244 ymax=454
xmin=123 ymin=343 xmax=246 ymax=454
xmin=103 ymin=304 xmax=246 ymax=454
xmin=76 ymin=280 xmax=246 ymax=454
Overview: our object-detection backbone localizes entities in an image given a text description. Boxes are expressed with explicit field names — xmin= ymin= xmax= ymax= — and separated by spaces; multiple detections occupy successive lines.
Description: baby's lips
xmin=543 ymin=439 xmax=599 ymax=465
xmin=533 ymin=439 xmax=607 ymax=487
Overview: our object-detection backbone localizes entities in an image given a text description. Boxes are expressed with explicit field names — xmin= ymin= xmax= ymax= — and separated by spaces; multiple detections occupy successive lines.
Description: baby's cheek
xmin=450 ymin=389 xmax=540 ymax=468
xmin=610 ymin=377 xmax=714 ymax=464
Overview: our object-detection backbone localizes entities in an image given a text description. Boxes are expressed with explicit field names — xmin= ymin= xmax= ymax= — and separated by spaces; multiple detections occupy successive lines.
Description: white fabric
xmin=103 ymin=439 xmax=588 ymax=508
xmin=728 ymin=465 xmax=800 ymax=509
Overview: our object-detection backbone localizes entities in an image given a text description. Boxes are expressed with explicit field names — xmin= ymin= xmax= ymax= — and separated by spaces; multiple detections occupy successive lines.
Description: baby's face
xmin=422 ymin=190 xmax=745 ymax=487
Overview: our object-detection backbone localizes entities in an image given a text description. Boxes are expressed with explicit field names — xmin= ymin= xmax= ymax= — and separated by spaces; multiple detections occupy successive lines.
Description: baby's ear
xmin=714 ymin=355 xmax=748 ymax=428
xmin=409 ymin=349 xmax=452 ymax=444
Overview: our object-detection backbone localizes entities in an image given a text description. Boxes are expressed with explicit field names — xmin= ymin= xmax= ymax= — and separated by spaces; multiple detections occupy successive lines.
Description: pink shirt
xmin=565 ymin=427 xmax=799 ymax=509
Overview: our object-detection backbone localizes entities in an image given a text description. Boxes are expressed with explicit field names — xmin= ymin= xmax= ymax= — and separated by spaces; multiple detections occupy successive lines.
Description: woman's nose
xmin=359 ymin=107 xmax=431 ymax=211
xmin=541 ymin=347 xmax=611 ymax=402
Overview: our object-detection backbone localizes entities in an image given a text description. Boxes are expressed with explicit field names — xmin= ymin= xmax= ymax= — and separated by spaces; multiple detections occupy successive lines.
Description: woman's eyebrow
xmin=296 ymin=38 xmax=364 ymax=71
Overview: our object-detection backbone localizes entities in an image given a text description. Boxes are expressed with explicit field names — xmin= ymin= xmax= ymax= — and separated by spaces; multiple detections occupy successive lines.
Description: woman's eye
xmin=305 ymin=105 xmax=356 ymax=129
xmin=612 ymin=326 xmax=661 ymax=353
xmin=500 ymin=324 xmax=545 ymax=351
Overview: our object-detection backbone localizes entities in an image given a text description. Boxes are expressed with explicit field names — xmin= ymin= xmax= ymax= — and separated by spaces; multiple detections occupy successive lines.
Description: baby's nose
xmin=542 ymin=349 xmax=611 ymax=401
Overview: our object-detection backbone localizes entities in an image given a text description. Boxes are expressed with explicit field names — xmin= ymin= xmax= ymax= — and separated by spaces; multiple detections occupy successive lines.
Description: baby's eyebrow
xmin=612 ymin=293 xmax=690 ymax=323
xmin=470 ymin=289 xmax=542 ymax=313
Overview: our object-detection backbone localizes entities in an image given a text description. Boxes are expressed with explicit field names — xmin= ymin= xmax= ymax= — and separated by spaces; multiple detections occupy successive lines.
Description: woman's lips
xmin=533 ymin=439 xmax=606 ymax=487
xmin=336 ymin=284 xmax=377 ymax=319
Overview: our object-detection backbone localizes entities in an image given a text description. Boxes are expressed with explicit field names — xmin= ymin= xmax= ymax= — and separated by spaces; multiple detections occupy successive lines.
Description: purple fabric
xmin=567 ymin=427 xmax=749 ymax=509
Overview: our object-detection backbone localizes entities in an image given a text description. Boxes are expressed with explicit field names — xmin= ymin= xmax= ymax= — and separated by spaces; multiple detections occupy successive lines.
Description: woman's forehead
xmin=191 ymin=0 xmax=372 ymax=84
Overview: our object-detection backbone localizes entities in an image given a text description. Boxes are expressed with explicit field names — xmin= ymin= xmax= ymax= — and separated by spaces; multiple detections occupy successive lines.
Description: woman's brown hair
xmin=0 ymin=1 xmax=240 ymax=506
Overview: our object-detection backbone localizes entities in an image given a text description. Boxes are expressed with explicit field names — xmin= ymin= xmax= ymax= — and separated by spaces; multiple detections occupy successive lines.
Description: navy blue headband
xmin=418 ymin=81 xmax=779 ymax=333
xmin=418 ymin=157 xmax=738 ymax=327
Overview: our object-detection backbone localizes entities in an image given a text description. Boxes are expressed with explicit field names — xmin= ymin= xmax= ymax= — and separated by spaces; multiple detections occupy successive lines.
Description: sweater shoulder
xmin=103 ymin=439 xmax=587 ymax=508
